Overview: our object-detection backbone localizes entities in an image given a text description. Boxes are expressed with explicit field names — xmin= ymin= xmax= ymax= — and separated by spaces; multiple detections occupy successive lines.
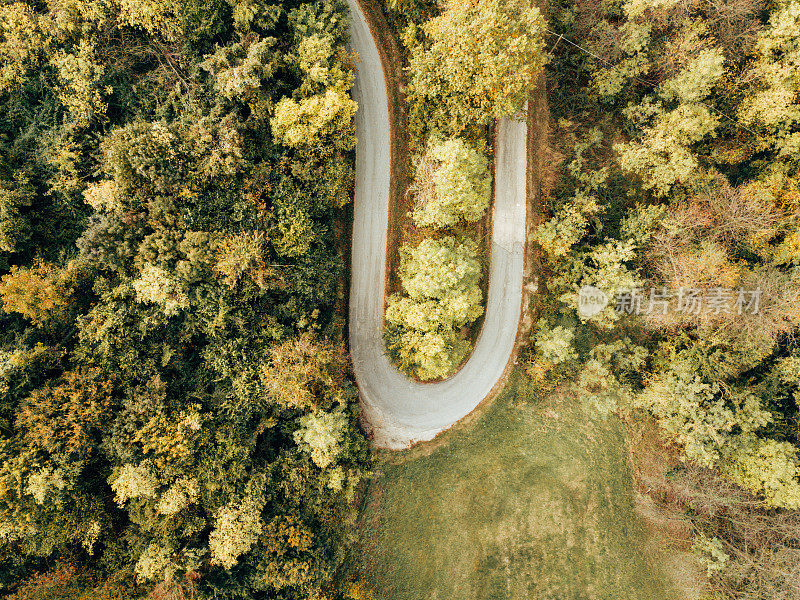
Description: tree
xmin=408 ymin=0 xmax=546 ymax=132
xmin=117 ymin=0 xmax=184 ymax=42
xmin=386 ymin=236 xmax=484 ymax=380
xmin=208 ymin=495 xmax=264 ymax=569
xmin=534 ymin=189 xmax=599 ymax=261
xmin=0 ymin=0 xmax=369 ymax=597
xmin=397 ymin=236 xmax=481 ymax=300
xmin=214 ymin=230 xmax=268 ymax=289
xmin=411 ymin=138 xmax=492 ymax=228
xmin=0 ymin=3 xmax=48 ymax=93
xmin=201 ymin=36 xmax=277 ymax=101
xmin=636 ymin=347 xmax=772 ymax=468
xmin=0 ymin=260 xmax=71 ymax=327
xmin=10 ymin=562 xmax=91 ymax=600
xmin=385 ymin=327 xmax=472 ymax=381
xmin=52 ymin=40 xmax=110 ymax=127
xmin=657 ymin=48 xmax=725 ymax=105
xmin=16 ymin=368 xmax=114 ymax=466
xmin=738 ymin=0 xmax=800 ymax=157
xmin=293 ymin=408 xmax=348 ymax=469
xmin=721 ymin=437 xmax=800 ymax=509
xmin=260 ymin=333 xmax=351 ymax=411
xmin=533 ymin=319 xmax=578 ymax=365
xmin=271 ymin=86 xmax=356 ymax=150
xmin=385 ymin=288 xmax=483 ymax=333
xmin=0 ymin=167 xmax=36 ymax=254
xmin=616 ymin=103 xmax=720 ymax=196
xmin=132 ymin=263 xmax=189 ymax=317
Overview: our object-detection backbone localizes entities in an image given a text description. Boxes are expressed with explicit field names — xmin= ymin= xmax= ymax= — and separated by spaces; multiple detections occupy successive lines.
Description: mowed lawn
xmin=348 ymin=376 xmax=675 ymax=600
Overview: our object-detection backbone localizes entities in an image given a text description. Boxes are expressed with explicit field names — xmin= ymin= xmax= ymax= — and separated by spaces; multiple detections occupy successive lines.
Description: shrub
xmin=533 ymin=319 xmax=577 ymax=365
xmin=410 ymin=138 xmax=491 ymax=228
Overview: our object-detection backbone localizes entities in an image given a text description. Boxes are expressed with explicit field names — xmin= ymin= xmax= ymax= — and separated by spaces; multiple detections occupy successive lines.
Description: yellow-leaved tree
xmin=408 ymin=0 xmax=546 ymax=132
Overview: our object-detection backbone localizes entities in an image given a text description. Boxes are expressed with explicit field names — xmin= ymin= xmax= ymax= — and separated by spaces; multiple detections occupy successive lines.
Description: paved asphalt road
xmin=347 ymin=0 xmax=528 ymax=449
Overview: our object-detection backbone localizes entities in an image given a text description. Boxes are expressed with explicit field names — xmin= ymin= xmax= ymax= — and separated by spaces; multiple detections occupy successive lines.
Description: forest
xmin=0 ymin=0 xmax=369 ymax=598
xmin=2 ymin=0 xmax=800 ymax=598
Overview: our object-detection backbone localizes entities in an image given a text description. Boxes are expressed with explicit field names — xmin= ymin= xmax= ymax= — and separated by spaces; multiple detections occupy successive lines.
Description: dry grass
xmin=406 ymin=152 xmax=439 ymax=218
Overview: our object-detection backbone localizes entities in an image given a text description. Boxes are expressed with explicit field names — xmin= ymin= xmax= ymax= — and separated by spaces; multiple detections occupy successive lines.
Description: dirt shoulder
xmin=352 ymin=0 xmax=410 ymax=304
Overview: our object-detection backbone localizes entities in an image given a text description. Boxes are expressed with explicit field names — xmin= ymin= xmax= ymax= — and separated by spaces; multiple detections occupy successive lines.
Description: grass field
xmin=348 ymin=374 xmax=676 ymax=600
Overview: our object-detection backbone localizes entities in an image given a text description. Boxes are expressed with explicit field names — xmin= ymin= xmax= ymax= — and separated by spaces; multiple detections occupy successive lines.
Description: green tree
xmin=271 ymin=86 xmax=356 ymax=150
xmin=738 ymin=0 xmax=800 ymax=158
xmin=260 ymin=333 xmax=351 ymax=410
xmin=398 ymin=236 xmax=481 ymax=300
xmin=0 ymin=3 xmax=49 ymax=93
xmin=386 ymin=327 xmax=472 ymax=381
xmin=386 ymin=236 xmax=484 ymax=380
xmin=721 ymin=437 xmax=800 ymax=509
xmin=0 ymin=1 xmax=368 ymax=597
xmin=411 ymin=137 xmax=492 ymax=228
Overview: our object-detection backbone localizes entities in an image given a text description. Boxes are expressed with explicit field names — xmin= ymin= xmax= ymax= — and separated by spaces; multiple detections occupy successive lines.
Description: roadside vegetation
xmin=526 ymin=0 xmax=800 ymax=597
xmin=383 ymin=0 xmax=546 ymax=381
xmin=0 ymin=0 xmax=370 ymax=598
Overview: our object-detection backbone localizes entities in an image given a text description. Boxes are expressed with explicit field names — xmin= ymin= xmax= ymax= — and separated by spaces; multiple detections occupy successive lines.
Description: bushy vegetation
xmin=383 ymin=0 xmax=545 ymax=381
xmin=406 ymin=0 xmax=546 ymax=136
xmin=0 ymin=0 xmax=369 ymax=598
xmin=385 ymin=236 xmax=484 ymax=380
xmin=409 ymin=138 xmax=491 ymax=229
xmin=528 ymin=0 xmax=800 ymax=596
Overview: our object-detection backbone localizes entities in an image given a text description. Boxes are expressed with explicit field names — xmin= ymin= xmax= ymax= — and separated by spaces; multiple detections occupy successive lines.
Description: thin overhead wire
xmin=542 ymin=28 xmax=761 ymax=137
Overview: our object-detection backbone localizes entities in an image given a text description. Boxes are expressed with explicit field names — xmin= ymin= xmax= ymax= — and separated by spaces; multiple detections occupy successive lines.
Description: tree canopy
xmin=408 ymin=0 xmax=546 ymax=134
xmin=0 ymin=0 xmax=368 ymax=598
xmin=410 ymin=137 xmax=492 ymax=229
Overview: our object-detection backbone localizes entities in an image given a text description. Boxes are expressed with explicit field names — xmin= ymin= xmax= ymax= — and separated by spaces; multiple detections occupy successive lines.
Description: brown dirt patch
xmin=351 ymin=0 xmax=411 ymax=305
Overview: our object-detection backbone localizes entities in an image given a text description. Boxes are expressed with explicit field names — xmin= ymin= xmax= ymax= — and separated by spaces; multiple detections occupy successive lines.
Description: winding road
xmin=347 ymin=0 xmax=528 ymax=449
